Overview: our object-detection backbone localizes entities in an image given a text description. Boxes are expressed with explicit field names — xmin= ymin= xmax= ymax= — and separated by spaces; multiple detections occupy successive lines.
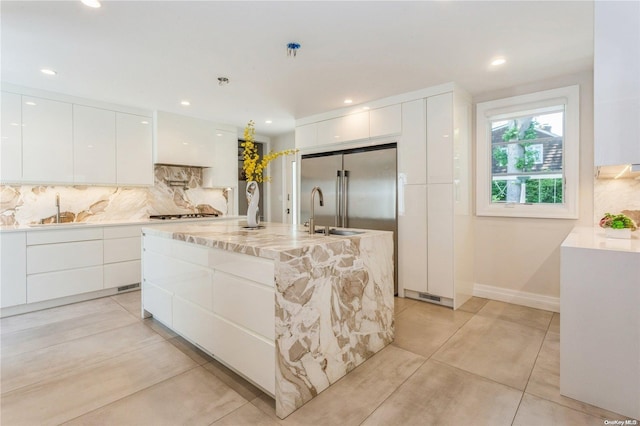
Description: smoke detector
xmin=218 ymin=77 xmax=229 ymax=86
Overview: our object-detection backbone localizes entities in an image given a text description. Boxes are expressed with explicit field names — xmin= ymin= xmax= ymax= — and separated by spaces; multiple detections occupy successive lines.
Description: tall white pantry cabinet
xmin=295 ymin=84 xmax=474 ymax=309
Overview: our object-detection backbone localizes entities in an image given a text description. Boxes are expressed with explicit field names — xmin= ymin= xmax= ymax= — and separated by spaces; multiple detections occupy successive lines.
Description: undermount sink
xmin=315 ymin=228 xmax=364 ymax=236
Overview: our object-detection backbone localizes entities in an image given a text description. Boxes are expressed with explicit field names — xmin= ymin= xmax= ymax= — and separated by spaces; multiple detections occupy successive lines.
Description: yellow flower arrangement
xmin=241 ymin=120 xmax=297 ymax=183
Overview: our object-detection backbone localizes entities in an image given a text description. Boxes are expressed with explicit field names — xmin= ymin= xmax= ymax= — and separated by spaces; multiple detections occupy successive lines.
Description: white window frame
xmin=476 ymin=85 xmax=580 ymax=219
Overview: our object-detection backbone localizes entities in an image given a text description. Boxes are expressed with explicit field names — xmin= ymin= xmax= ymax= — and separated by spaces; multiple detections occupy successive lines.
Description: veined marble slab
xmin=142 ymin=220 xmax=395 ymax=418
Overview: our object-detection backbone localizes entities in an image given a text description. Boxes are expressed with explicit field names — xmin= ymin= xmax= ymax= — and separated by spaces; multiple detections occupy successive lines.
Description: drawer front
xmin=27 ymin=227 xmax=102 ymax=245
xmin=173 ymin=297 xmax=217 ymax=356
xmin=212 ymin=315 xmax=275 ymax=394
xmin=143 ymin=251 xmax=213 ymax=310
xmin=143 ymin=235 xmax=208 ymax=267
xmin=103 ymin=225 xmax=142 ymax=239
xmin=213 ymin=271 xmax=275 ymax=340
xmin=104 ymin=260 xmax=141 ymax=289
xmin=27 ymin=266 xmax=103 ymax=303
xmin=27 ymin=240 xmax=103 ymax=274
xmin=104 ymin=237 xmax=141 ymax=263
xmin=142 ymin=281 xmax=172 ymax=327
xmin=209 ymin=248 xmax=275 ymax=287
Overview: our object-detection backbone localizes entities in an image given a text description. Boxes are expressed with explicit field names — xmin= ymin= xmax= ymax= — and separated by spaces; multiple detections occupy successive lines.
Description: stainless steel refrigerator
xmin=300 ymin=143 xmax=397 ymax=292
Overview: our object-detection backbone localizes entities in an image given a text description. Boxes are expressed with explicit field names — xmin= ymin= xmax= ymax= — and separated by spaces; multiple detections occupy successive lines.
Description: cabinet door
xmin=1 ymin=92 xmax=22 ymax=182
xmin=27 ymin=240 xmax=103 ymax=274
xmin=202 ymin=129 xmax=237 ymax=188
xmin=398 ymin=184 xmax=427 ymax=294
xmin=27 ymin=266 xmax=103 ymax=303
xmin=594 ymin=1 xmax=640 ymax=166
xmin=399 ymin=100 xmax=427 ymax=185
xmin=427 ymin=184 xmax=453 ymax=299
xmin=427 ymin=93 xmax=453 ymax=184
xmin=295 ymin=123 xmax=317 ymax=149
xmin=317 ymin=112 xmax=370 ymax=146
xmin=116 ymin=113 xmax=153 ymax=185
xmin=73 ymin=105 xmax=116 ymax=184
xmin=154 ymin=111 xmax=216 ymax=167
xmin=22 ymin=96 xmax=73 ymax=183
xmin=370 ymin=104 xmax=401 ymax=138
xmin=1 ymin=232 xmax=26 ymax=308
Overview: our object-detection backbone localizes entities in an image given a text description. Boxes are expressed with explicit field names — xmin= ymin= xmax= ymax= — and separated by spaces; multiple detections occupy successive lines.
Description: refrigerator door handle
xmin=335 ymin=170 xmax=342 ymax=227
xmin=342 ymin=170 xmax=349 ymax=228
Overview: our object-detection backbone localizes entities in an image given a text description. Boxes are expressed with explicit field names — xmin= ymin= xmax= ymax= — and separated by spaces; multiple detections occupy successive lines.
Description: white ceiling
xmin=1 ymin=1 xmax=594 ymax=136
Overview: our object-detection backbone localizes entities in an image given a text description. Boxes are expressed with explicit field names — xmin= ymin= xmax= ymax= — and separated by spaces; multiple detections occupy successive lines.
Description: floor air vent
xmin=117 ymin=283 xmax=140 ymax=292
xmin=418 ymin=292 xmax=441 ymax=302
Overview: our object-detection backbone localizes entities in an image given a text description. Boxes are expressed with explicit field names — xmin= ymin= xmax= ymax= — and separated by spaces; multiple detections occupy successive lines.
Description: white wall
xmin=473 ymin=70 xmax=594 ymax=301
xmin=268 ymin=131 xmax=295 ymax=223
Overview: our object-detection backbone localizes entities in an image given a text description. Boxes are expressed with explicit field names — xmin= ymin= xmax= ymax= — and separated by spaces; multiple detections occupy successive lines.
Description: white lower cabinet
xmin=427 ymin=184 xmax=454 ymax=299
xmin=561 ymin=236 xmax=640 ymax=419
xmin=0 ymin=232 xmax=27 ymax=308
xmin=103 ymin=225 xmax=142 ymax=290
xmin=142 ymin=234 xmax=276 ymax=394
xmin=398 ymin=185 xmax=427 ymax=294
xmin=26 ymin=228 xmax=104 ymax=303
xmin=27 ymin=266 xmax=103 ymax=303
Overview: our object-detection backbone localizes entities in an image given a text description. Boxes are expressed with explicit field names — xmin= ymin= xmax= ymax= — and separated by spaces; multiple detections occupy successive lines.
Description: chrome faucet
xmin=55 ymin=193 xmax=60 ymax=223
xmin=309 ymin=186 xmax=324 ymax=235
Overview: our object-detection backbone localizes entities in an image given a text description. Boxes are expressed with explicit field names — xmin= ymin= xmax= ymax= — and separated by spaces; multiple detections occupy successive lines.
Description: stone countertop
xmin=0 ymin=216 xmax=240 ymax=233
xmin=562 ymin=226 xmax=640 ymax=253
xmin=142 ymin=220 xmax=391 ymax=261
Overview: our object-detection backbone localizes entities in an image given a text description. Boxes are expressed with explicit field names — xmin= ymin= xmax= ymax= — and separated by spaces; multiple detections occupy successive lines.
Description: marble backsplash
xmin=0 ymin=165 xmax=232 ymax=226
xmin=594 ymin=178 xmax=640 ymax=224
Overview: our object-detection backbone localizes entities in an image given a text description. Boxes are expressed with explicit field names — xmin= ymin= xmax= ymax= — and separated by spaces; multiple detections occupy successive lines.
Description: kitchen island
xmin=140 ymin=220 xmax=394 ymax=419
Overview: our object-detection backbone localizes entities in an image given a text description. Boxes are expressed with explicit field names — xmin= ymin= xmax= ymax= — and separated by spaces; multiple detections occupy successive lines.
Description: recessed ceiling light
xmin=362 ymin=106 xmax=370 ymax=110
xmin=491 ymin=58 xmax=506 ymax=66
xmin=140 ymin=120 xmax=149 ymax=125
xmin=81 ymin=0 xmax=101 ymax=8
xmin=344 ymin=99 xmax=353 ymax=104
xmin=265 ymin=120 xmax=272 ymax=124
xmin=216 ymin=133 xmax=223 ymax=136
xmin=40 ymin=68 xmax=57 ymax=76
xmin=25 ymin=101 xmax=37 ymax=106
xmin=180 ymin=100 xmax=190 ymax=106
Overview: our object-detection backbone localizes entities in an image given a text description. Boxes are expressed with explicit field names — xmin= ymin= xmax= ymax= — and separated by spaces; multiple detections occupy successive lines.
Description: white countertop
xmin=561 ymin=226 xmax=640 ymax=253
xmin=0 ymin=216 xmax=240 ymax=233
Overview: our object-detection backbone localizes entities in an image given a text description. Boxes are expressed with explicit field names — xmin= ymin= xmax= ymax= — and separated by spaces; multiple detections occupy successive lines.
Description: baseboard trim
xmin=473 ymin=283 xmax=560 ymax=313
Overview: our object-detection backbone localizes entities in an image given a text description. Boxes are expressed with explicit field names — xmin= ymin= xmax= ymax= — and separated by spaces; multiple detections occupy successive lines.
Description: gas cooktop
xmin=149 ymin=213 xmax=219 ymax=220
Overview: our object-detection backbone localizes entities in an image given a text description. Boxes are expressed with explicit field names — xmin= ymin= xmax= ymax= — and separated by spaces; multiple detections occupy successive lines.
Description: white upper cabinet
xmin=316 ymin=111 xmax=370 ymax=146
xmin=1 ymin=92 xmax=22 ymax=182
xmin=202 ymin=129 xmax=238 ymax=188
xmin=370 ymin=104 xmax=401 ymax=138
xmin=426 ymin=92 xmax=454 ymax=184
xmin=73 ymin=105 xmax=117 ymax=184
xmin=295 ymin=123 xmax=317 ymax=149
xmin=116 ymin=113 xmax=153 ymax=185
xmin=594 ymin=1 xmax=640 ymax=166
xmin=22 ymin=96 xmax=73 ymax=183
xmin=399 ymin=99 xmax=427 ymax=185
xmin=154 ymin=111 xmax=216 ymax=167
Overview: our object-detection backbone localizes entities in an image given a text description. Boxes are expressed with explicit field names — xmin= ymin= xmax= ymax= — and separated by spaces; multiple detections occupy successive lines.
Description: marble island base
xmin=141 ymin=221 xmax=394 ymax=418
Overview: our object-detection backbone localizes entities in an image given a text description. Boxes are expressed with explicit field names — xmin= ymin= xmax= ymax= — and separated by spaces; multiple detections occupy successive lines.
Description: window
xmin=476 ymin=85 xmax=579 ymax=218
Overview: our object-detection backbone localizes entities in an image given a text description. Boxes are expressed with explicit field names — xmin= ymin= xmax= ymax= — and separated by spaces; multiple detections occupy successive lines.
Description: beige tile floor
xmin=0 ymin=291 xmax=634 ymax=425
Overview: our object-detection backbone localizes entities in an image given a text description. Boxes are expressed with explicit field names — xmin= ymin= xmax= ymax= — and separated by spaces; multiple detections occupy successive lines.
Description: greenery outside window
xmin=476 ymin=86 xmax=579 ymax=219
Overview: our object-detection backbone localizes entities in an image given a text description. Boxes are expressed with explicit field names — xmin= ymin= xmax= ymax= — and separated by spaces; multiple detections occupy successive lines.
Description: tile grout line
xmin=1 ymin=331 xmax=176 ymax=397
xmin=58 ymin=363 xmax=206 ymax=425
